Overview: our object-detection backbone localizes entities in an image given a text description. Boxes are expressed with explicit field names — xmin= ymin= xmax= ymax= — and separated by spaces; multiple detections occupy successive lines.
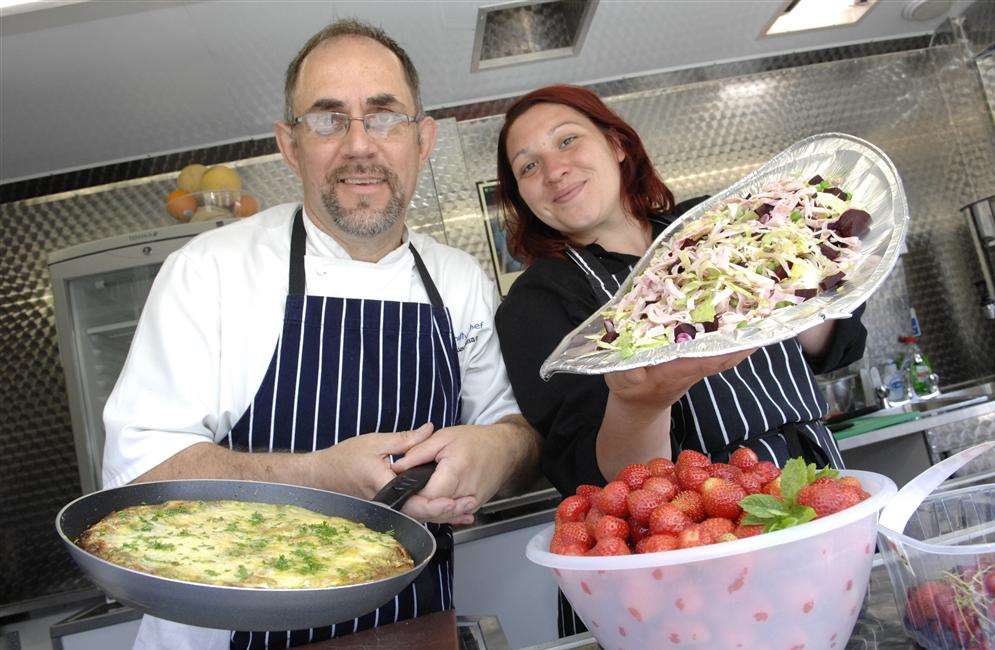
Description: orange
xmin=233 ymin=194 xmax=260 ymax=218
xmin=166 ymin=189 xmax=198 ymax=222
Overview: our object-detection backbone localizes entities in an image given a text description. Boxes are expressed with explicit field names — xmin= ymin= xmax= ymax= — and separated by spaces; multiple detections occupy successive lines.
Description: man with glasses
xmin=103 ymin=19 xmax=540 ymax=649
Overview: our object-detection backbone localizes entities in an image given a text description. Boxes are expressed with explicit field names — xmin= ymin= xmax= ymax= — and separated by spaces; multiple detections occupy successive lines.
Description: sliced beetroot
xmin=602 ymin=320 xmax=619 ymax=344
xmin=755 ymin=203 xmax=774 ymax=217
xmin=829 ymin=209 xmax=871 ymax=239
xmin=807 ymin=175 xmax=824 ymax=186
xmin=822 ymin=187 xmax=848 ymax=201
xmin=819 ymin=272 xmax=846 ymax=291
xmin=773 ymin=264 xmax=789 ymax=281
xmin=703 ymin=319 xmax=719 ymax=333
xmin=795 ymin=288 xmax=818 ymax=301
xmin=679 ymin=236 xmax=701 ymax=250
xmin=819 ymin=243 xmax=841 ymax=261
xmin=673 ymin=323 xmax=697 ymax=340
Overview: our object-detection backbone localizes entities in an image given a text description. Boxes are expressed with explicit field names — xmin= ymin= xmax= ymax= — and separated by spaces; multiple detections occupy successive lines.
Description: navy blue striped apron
xmin=222 ymin=207 xmax=460 ymax=649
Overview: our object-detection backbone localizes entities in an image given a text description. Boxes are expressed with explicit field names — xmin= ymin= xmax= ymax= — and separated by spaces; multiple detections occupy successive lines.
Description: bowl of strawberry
xmin=526 ymin=449 xmax=897 ymax=649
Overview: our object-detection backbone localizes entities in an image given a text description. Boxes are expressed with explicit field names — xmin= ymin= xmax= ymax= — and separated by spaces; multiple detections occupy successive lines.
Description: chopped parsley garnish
xmin=270 ymin=555 xmax=291 ymax=571
xmin=204 ymin=569 xmax=219 ymax=576
xmin=249 ymin=512 xmax=265 ymax=525
xmin=292 ymin=548 xmax=323 ymax=575
xmin=236 ymin=565 xmax=251 ymax=581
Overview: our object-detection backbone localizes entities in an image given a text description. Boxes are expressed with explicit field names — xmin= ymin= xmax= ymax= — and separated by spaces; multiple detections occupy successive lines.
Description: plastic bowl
xmin=878 ymin=442 xmax=995 ymax=649
xmin=166 ymin=190 xmax=261 ymax=223
xmin=526 ymin=469 xmax=896 ymax=649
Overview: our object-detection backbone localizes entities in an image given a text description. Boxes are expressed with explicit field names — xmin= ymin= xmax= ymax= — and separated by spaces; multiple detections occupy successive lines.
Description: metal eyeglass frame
xmin=290 ymin=110 xmax=422 ymax=140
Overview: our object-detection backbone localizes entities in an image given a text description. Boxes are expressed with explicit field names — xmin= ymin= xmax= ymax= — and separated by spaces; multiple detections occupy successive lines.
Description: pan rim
xmin=56 ymin=478 xmax=439 ymax=594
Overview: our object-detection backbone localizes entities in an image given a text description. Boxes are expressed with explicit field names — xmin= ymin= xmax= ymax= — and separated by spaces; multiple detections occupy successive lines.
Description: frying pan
xmin=56 ymin=464 xmax=439 ymax=630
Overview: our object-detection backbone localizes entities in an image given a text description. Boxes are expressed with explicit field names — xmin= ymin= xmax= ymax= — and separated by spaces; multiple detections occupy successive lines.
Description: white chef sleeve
xmin=456 ymin=267 xmax=520 ymax=426
xmin=102 ymin=250 xmax=222 ymax=489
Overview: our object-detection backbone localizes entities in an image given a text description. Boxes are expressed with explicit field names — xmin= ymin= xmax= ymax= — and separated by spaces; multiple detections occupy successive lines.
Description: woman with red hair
xmin=493 ymin=85 xmax=867 ymax=636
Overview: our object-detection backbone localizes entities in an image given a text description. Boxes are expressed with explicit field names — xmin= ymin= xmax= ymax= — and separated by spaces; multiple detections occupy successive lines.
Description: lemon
xmin=177 ymin=164 xmax=207 ymax=192
xmin=200 ymin=165 xmax=243 ymax=191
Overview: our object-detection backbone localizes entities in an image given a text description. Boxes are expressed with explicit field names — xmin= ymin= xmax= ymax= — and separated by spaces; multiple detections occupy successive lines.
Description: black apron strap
xmin=409 ymin=243 xmax=444 ymax=309
xmin=565 ymin=245 xmax=619 ymax=303
xmin=779 ymin=421 xmax=807 ymax=461
xmin=288 ymin=205 xmax=306 ymax=296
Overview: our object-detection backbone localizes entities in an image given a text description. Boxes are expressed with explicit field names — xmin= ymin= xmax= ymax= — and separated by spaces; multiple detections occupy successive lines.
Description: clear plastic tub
xmin=878 ymin=441 xmax=995 ymax=649
xmin=526 ymin=469 xmax=896 ymax=649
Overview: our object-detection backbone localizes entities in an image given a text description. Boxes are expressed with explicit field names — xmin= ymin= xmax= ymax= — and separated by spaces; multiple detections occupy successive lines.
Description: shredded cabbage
xmin=595 ymin=175 xmax=870 ymax=358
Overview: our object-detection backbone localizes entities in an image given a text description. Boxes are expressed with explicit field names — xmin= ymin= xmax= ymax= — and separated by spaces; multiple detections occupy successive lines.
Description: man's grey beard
xmin=321 ymin=164 xmax=405 ymax=238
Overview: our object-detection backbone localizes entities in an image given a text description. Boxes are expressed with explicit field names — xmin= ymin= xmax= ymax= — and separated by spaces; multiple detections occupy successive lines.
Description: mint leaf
xmin=790 ymin=505 xmax=818 ymax=525
xmin=741 ymin=514 xmax=768 ymax=526
xmin=814 ymin=467 xmax=839 ymax=481
xmin=740 ymin=494 xmax=789 ymax=519
xmin=779 ymin=458 xmax=809 ymax=505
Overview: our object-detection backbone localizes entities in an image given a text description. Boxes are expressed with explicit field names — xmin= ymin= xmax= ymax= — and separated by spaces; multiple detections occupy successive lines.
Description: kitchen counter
xmin=837 ymin=397 xmax=995 ymax=451
xmin=517 ymin=559 xmax=919 ymax=649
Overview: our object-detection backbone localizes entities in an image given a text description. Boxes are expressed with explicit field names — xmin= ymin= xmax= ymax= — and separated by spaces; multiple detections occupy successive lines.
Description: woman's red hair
xmin=496 ymin=85 xmax=674 ymax=265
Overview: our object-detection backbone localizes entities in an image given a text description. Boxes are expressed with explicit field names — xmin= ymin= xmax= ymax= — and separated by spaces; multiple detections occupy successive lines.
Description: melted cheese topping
xmin=79 ymin=500 xmax=413 ymax=588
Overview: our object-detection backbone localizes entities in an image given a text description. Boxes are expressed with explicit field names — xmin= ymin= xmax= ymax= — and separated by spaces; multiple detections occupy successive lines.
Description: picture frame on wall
xmin=476 ymin=180 xmax=523 ymax=297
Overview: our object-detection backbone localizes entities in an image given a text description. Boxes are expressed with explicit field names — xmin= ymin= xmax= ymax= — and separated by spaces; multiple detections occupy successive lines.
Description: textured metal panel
xmin=926 ymin=411 xmax=995 ymax=474
xmin=960 ymin=0 xmax=995 ymax=55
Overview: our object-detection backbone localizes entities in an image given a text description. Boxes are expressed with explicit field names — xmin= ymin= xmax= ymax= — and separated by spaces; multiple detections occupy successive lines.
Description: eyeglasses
xmin=291 ymin=110 xmax=421 ymax=140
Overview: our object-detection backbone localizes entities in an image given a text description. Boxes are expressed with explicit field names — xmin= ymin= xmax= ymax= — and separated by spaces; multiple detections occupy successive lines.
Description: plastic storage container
xmin=526 ymin=469 xmax=896 ymax=649
xmin=878 ymin=441 xmax=995 ymax=649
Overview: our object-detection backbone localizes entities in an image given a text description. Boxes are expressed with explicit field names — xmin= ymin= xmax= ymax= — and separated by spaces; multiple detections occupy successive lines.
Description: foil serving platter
xmin=539 ymin=133 xmax=909 ymax=379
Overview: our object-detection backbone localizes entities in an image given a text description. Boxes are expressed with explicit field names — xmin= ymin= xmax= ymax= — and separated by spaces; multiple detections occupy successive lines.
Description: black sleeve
xmin=802 ymin=303 xmax=868 ymax=375
xmin=495 ymin=280 xmax=610 ymax=496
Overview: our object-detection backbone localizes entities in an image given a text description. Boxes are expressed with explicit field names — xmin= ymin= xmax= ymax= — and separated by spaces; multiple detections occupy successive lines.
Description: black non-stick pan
xmin=56 ymin=465 xmax=438 ymax=630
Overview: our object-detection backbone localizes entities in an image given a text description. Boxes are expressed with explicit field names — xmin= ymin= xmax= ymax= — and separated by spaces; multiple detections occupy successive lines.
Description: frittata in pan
xmin=78 ymin=500 xmax=413 ymax=588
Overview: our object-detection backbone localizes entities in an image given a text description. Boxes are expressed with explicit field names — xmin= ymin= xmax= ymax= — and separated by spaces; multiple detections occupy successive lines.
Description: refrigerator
xmin=48 ymin=219 xmax=231 ymax=494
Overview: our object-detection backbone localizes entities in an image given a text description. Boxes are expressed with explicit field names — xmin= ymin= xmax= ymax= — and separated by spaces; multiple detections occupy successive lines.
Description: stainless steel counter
xmin=837 ymin=397 xmax=995 ymax=451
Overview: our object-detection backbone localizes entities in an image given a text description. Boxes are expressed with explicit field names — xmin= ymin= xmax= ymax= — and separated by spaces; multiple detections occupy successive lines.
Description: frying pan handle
xmin=373 ymin=462 xmax=438 ymax=510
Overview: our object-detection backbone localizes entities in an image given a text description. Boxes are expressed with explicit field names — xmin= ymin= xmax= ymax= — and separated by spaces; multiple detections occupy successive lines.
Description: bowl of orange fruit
xmin=165 ymin=163 xmax=261 ymax=223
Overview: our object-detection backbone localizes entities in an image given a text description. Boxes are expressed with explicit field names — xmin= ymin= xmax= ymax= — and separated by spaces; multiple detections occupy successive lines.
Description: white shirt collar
xmin=301 ymin=206 xmax=410 ymax=265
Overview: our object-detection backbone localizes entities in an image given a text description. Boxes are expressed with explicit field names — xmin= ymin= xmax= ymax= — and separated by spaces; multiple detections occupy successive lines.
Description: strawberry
xmin=647 ymin=457 xmax=676 ymax=477
xmin=575 ymin=484 xmax=601 ymax=498
xmin=699 ymin=517 xmax=734 ymax=539
xmin=761 ymin=477 xmax=782 ymax=498
xmin=671 ymin=490 xmax=707 ymax=522
xmin=593 ymin=515 xmax=630 ymax=541
xmin=734 ymin=524 xmax=764 ymax=538
xmin=736 ymin=471 xmax=763 ymax=495
xmin=626 ymin=488 xmax=667 ymax=524
xmin=556 ymin=495 xmax=590 ymax=523
xmin=627 ymin=517 xmax=651 ymax=544
xmin=716 ymin=532 xmax=738 ymax=543
xmin=701 ymin=478 xmax=747 ymax=520
xmin=614 ymin=463 xmax=651 ymax=490
xmin=707 ymin=463 xmax=743 ymax=483
xmin=636 ymin=534 xmax=679 ymax=554
xmin=677 ymin=526 xmax=714 ymax=549
xmin=558 ymin=543 xmax=589 ymax=556
xmin=796 ymin=481 xmax=860 ymax=518
xmin=557 ymin=521 xmax=594 ymax=549
xmin=642 ymin=476 xmax=678 ymax=501
xmin=590 ymin=481 xmax=630 ymax=518
xmin=587 ymin=537 xmax=631 ymax=556
xmin=676 ymin=464 xmax=710 ymax=491
xmin=648 ymin=503 xmax=691 ymax=535
xmin=753 ymin=460 xmax=781 ymax=483
xmin=584 ymin=507 xmax=604 ymax=535
xmin=676 ymin=449 xmax=711 ymax=468
xmin=729 ymin=447 xmax=759 ymax=471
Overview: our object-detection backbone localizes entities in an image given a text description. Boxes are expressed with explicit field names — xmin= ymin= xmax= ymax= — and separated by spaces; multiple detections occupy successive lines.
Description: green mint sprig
xmin=739 ymin=457 xmax=838 ymax=532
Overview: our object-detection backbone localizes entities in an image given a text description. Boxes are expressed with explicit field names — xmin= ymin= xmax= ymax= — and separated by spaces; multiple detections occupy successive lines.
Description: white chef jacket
xmin=102 ymin=203 xmax=521 ymax=650
xmin=104 ymin=202 xmax=519 ymax=489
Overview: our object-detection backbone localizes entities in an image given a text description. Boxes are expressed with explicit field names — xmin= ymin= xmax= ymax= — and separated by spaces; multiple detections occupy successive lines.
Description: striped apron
xmin=556 ymin=243 xmax=845 ymax=637
xmin=222 ymin=208 xmax=460 ymax=649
